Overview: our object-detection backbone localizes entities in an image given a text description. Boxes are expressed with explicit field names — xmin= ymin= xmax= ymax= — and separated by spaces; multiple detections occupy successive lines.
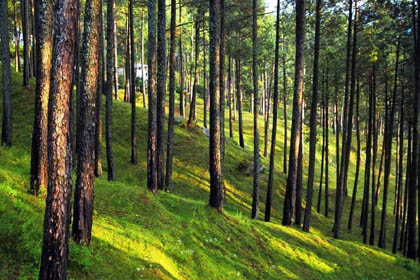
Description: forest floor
xmin=0 ymin=71 xmax=419 ymax=279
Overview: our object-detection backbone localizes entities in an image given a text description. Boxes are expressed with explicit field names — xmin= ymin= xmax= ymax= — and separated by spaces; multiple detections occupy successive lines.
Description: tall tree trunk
xmin=220 ymin=0 xmax=226 ymax=197
xmin=72 ymin=0 xmax=100 ymax=245
xmin=316 ymin=96 xmax=325 ymax=214
xmin=130 ymin=0 xmax=137 ymax=165
xmin=141 ymin=10 xmax=147 ymax=108
xmin=13 ymin=0 xmax=20 ymax=73
xmin=188 ymin=17 xmax=200 ymax=126
xmin=156 ymin=0 xmax=166 ymax=188
xmin=21 ymin=0 xmax=30 ymax=87
xmin=147 ymin=0 xmax=158 ymax=193
xmin=375 ymin=137 xmax=385 ymax=206
xmin=303 ymin=0 xmax=321 ymax=232
xmin=295 ymin=121 xmax=303 ymax=226
xmin=179 ymin=1 xmax=184 ymax=117
xmin=334 ymin=75 xmax=340 ymax=195
xmin=228 ymin=42 xmax=233 ymax=138
xmin=1 ymin=0 xmax=12 ymax=147
xmin=106 ymin=0 xmax=115 ymax=181
xmin=236 ymin=56 xmax=244 ymax=148
xmin=95 ymin=0 xmax=104 ymax=177
xmin=165 ymin=0 xmax=177 ymax=192
xmin=370 ymin=63 xmax=378 ymax=246
xmin=348 ymin=75 xmax=360 ymax=231
xmin=324 ymin=68 xmax=330 ymax=218
xmin=204 ymin=34 xmax=208 ymax=128
xmin=379 ymin=37 xmax=400 ymax=249
xmin=251 ymin=0 xmax=260 ymax=219
xmin=113 ymin=13 xmax=118 ymax=99
xmin=124 ymin=14 xmax=131 ymax=103
xmin=208 ymin=0 xmax=223 ymax=211
xmin=282 ymin=34 xmax=288 ymax=174
xmin=334 ymin=0 xmax=357 ymax=238
xmin=30 ymin=0 xmax=53 ymax=194
xmin=39 ymin=0 xmax=77 ymax=276
xmin=265 ymin=0 xmax=280 ymax=222
xmin=283 ymin=0 xmax=305 ymax=226
xmin=393 ymin=66 xmax=404 ymax=254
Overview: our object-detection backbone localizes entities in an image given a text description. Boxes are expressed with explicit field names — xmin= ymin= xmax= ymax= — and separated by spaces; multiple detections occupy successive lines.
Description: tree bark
xmin=113 ymin=13 xmax=118 ymax=99
xmin=72 ymin=0 xmax=100 ymax=245
xmin=95 ymin=0 xmax=104 ymax=177
xmin=251 ymin=0 xmax=260 ymax=220
xmin=105 ymin=0 xmax=115 ymax=181
xmin=188 ymin=17 xmax=200 ymax=126
xmin=264 ymin=0 xmax=280 ymax=222
xmin=303 ymin=0 xmax=321 ymax=232
xmin=13 ymin=0 xmax=20 ymax=73
xmin=236 ymin=55 xmax=244 ymax=148
xmin=165 ymin=0 xmax=177 ymax=192
xmin=130 ymin=0 xmax=137 ymax=165
xmin=179 ymin=1 xmax=185 ymax=117
xmin=147 ymin=0 xmax=158 ymax=193
xmin=30 ymin=0 xmax=53 ymax=194
xmin=21 ymin=0 xmax=30 ymax=87
xmin=39 ymin=0 xmax=77 ymax=276
xmin=141 ymin=10 xmax=147 ymax=108
xmin=208 ymin=0 xmax=223 ymax=211
xmin=283 ymin=0 xmax=305 ymax=226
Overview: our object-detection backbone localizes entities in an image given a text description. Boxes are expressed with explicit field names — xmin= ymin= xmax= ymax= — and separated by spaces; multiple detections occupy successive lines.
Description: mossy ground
xmin=0 ymin=70 xmax=419 ymax=279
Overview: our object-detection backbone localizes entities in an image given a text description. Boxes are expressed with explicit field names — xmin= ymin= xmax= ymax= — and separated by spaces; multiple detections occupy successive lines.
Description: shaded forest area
xmin=1 ymin=0 xmax=420 ymax=279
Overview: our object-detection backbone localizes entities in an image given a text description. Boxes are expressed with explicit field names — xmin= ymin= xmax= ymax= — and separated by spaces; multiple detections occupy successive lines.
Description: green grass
xmin=0 ymin=69 xmax=419 ymax=279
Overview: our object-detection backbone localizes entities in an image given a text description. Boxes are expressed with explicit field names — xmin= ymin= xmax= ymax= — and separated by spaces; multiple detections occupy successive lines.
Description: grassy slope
xmin=0 ymin=70 xmax=419 ymax=279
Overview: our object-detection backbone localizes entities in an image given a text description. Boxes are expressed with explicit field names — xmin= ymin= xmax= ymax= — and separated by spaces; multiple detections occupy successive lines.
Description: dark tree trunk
xmin=141 ymin=10 xmax=147 ymax=108
xmin=156 ymin=0 xmax=166 ymax=188
xmin=113 ymin=13 xmax=118 ymax=99
xmin=72 ymin=0 xmax=100 ymax=245
xmin=124 ymin=14 xmax=131 ymax=103
xmin=282 ymin=34 xmax=288 ymax=174
xmin=375 ymin=137 xmax=385 ymax=206
xmin=1 ymin=0 xmax=12 ymax=147
xmin=179 ymin=1 xmax=184 ymax=117
xmin=379 ymin=37 xmax=400 ymax=249
xmin=147 ymin=0 xmax=158 ymax=194
xmin=334 ymin=76 xmax=340 ymax=195
xmin=236 ymin=56 xmax=244 ymax=148
xmin=324 ymin=68 xmax=329 ymax=218
xmin=165 ymin=0 xmax=177 ymax=191
xmin=295 ymin=117 xmax=303 ymax=226
xmin=13 ymin=0 xmax=20 ymax=73
xmin=220 ymin=0 xmax=226 ymax=195
xmin=228 ymin=42 xmax=233 ymax=138
xmin=303 ymin=0 xmax=321 ymax=232
xmin=370 ymin=63 xmax=378 ymax=246
xmin=283 ymin=0 xmax=305 ymax=226
xmin=21 ymin=0 xmax=30 ymax=87
xmin=401 ymin=124 xmax=411 ymax=252
xmin=208 ymin=0 xmax=223 ymax=211
xmin=204 ymin=34 xmax=208 ymax=128
xmin=130 ymin=0 xmax=137 ymax=165
xmin=95 ymin=0 xmax=104 ymax=177
xmin=393 ymin=65 xmax=404 ymax=254
xmin=188 ymin=17 xmax=200 ymax=126
xmin=316 ymin=94 xmax=325 ymax=214
xmin=105 ymin=0 xmax=115 ymax=181
xmin=30 ymin=0 xmax=53 ymax=194
xmin=348 ymin=76 xmax=360 ymax=231
xmin=251 ymin=0 xmax=260 ymax=219
xmin=334 ymin=0 xmax=357 ymax=238
xmin=264 ymin=0 xmax=281 ymax=222
xmin=39 ymin=0 xmax=77 ymax=276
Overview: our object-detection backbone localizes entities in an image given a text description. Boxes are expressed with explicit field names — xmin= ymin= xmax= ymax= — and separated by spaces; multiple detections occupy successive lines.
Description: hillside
xmin=0 ymin=71 xmax=419 ymax=279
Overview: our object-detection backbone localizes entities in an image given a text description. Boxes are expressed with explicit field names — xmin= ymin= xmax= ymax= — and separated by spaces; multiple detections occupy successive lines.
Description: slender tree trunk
xmin=348 ymin=76 xmax=360 ymax=231
xmin=1 ymin=0 xmax=12 ymax=147
xmin=393 ymin=68 xmax=404 ymax=254
xmin=208 ymin=0 xmax=223 ymax=211
xmin=165 ymin=0 xmax=177 ymax=192
xmin=370 ymin=63 xmax=378 ymax=246
xmin=147 ymin=0 xmax=158 ymax=193
xmin=283 ymin=0 xmax=305 ymax=226
xmin=113 ymin=14 xmax=118 ymax=99
xmin=21 ymin=0 xmax=30 ymax=87
xmin=156 ymin=0 xmax=166 ymax=188
xmin=334 ymin=0 xmax=357 ymax=238
xmin=379 ymin=37 xmax=400 ymax=249
xmin=375 ymin=137 xmax=385 ymax=206
xmin=220 ymin=0 xmax=226 ymax=197
xmin=30 ymin=0 xmax=53 ymax=194
xmin=141 ymin=10 xmax=147 ymax=108
xmin=124 ymin=14 xmax=131 ymax=103
xmin=105 ymin=0 xmax=115 ymax=181
xmin=236 ymin=56 xmax=244 ymax=148
xmin=265 ymin=0 xmax=280 ymax=222
xmin=130 ymin=0 xmax=137 ymax=165
xmin=295 ymin=121 xmax=303 ymax=226
xmin=304 ymin=0 xmax=322 ymax=232
xmin=324 ymin=68 xmax=330 ymax=218
xmin=335 ymin=76 xmax=340 ymax=194
xmin=228 ymin=42 xmax=233 ymax=138
xmin=188 ymin=17 xmax=200 ymax=126
xmin=317 ymin=97 xmax=325 ymax=214
xmin=72 ymin=0 xmax=100 ymax=245
xmin=13 ymin=0 xmax=20 ymax=73
xmin=282 ymin=35 xmax=288 ymax=174
xmin=204 ymin=34 xmax=208 ymax=128
xmin=95 ymin=0 xmax=104 ymax=177
xmin=179 ymin=1 xmax=184 ymax=117
xmin=39 ymin=0 xmax=77 ymax=276
xmin=251 ymin=0 xmax=260 ymax=219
